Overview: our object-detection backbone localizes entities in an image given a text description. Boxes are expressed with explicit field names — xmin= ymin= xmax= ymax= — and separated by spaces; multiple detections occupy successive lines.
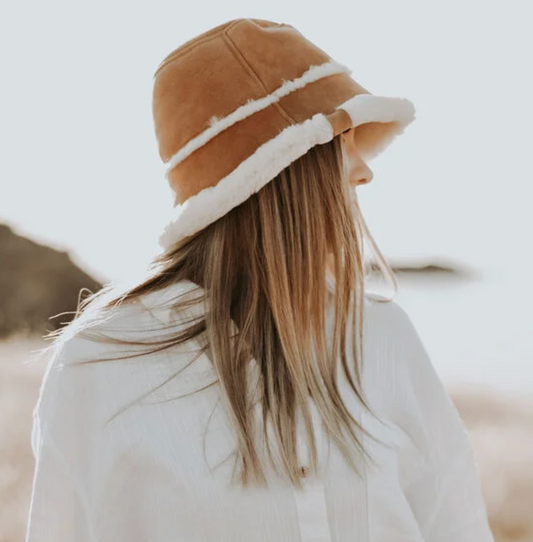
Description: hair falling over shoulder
xmin=43 ymin=133 xmax=397 ymax=489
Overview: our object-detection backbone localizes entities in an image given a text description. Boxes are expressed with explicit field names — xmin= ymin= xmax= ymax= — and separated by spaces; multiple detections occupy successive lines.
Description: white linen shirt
xmin=25 ymin=279 xmax=494 ymax=542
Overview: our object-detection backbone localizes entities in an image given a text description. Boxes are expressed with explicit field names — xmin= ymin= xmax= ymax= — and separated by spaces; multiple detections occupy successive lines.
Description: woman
xmin=25 ymin=18 xmax=494 ymax=542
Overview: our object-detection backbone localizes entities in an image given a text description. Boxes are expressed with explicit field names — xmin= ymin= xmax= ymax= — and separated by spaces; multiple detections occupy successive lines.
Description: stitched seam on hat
xmin=154 ymin=34 xmax=222 ymax=78
xmin=153 ymin=20 xmax=245 ymax=78
xmin=222 ymin=33 xmax=296 ymax=126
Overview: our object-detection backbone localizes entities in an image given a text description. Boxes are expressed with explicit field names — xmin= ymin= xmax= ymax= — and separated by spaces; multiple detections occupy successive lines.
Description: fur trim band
xmin=157 ymin=93 xmax=415 ymax=250
xmin=164 ymin=60 xmax=352 ymax=179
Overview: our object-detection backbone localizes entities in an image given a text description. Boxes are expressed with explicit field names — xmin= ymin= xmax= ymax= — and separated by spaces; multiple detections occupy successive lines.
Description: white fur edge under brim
xmin=158 ymin=94 xmax=416 ymax=250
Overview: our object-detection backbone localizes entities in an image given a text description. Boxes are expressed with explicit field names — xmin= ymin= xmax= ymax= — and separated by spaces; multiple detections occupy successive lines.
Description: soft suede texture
xmin=152 ymin=17 xmax=413 ymax=211
xmin=166 ymin=73 xmax=364 ymax=203
xmin=152 ymin=18 xmax=373 ymax=202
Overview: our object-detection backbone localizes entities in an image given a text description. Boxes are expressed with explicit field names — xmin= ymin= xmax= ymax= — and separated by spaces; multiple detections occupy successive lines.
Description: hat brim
xmin=158 ymin=93 xmax=415 ymax=250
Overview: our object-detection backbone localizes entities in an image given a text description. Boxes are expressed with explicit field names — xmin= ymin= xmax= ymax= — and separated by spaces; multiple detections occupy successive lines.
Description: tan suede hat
xmin=152 ymin=18 xmax=415 ymax=250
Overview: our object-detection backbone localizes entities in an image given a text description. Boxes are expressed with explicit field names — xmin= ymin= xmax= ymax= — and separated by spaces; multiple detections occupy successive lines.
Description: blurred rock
xmin=390 ymin=256 xmax=481 ymax=282
xmin=0 ymin=223 xmax=102 ymax=340
xmin=366 ymin=255 xmax=478 ymax=278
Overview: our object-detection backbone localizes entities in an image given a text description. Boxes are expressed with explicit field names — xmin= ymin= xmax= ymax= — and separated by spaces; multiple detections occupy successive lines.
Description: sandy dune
xmin=1 ymin=336 xmax=531 ymax=542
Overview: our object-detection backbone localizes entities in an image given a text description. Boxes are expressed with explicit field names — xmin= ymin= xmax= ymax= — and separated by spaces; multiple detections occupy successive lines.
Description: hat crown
xmin=152 ymin=18 xmax=350 ymax=164
xmin=153 ymin=19 xmax=322 ymax=81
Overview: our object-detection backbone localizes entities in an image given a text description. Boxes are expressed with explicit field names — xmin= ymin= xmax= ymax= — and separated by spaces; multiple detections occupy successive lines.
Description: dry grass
xmin=0 ymin=336 xmax=48 ymax=542
xmin=450 ymin=385 xmax=533 ymax=542
xmin=1 ymin=336 xmax=531 ymax=542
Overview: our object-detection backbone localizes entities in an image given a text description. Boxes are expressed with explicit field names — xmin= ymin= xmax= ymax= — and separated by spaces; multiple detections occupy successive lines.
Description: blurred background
xmin=1 ymin=1 xmax=532 ymax=541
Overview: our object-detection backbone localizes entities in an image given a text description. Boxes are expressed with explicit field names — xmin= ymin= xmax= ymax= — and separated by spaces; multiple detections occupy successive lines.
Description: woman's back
xmin=25 ymin=17 xmax=493 ymax=542
xmin=26 ymin=279 xmax=493 ymax=542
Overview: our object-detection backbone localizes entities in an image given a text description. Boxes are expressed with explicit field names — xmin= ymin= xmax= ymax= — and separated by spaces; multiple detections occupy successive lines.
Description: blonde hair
xmin=45 ymin=133 xmax=397 ymax=488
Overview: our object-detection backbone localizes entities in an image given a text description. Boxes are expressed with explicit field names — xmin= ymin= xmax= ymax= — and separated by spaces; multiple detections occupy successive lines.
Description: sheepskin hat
xmin=152 ymin=18 xmax=415 ymax=250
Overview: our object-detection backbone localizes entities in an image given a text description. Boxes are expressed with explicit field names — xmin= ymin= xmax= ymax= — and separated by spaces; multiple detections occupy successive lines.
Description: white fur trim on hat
xmin=159 ymin=113 xmax=334 ymax=249
xmin=164 ymin=59 xmax=352 ymax=179
xmin=158 ymin=94 xmax=415 ymax=250
xmin=339 ymin=93 xmax=416 ymax=160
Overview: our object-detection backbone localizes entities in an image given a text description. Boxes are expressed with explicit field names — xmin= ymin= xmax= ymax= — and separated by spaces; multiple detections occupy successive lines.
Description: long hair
xmin=43 ymin=132 xmax=397 ymax=488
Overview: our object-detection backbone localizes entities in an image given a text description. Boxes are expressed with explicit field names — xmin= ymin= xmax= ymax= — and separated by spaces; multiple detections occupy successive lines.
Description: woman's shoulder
xmin=363 ymin=290 xmax=415 ymax=338
xmin=361 ymin=291 xmax=433 ymax=388
xmin=51 ymin=278 xmax=202 ymax=351
xmin=136 ymin=278 xmax=204 ymax=326
xmin=33 ymin=280 xmax=205 ymax=439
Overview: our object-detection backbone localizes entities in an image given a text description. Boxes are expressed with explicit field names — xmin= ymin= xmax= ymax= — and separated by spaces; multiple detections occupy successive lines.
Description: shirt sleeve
xmin=25 ymin=336 xmax=100 ymax=542
xmin=25 ymin=426 xmax=98 ymax=542
xmin=24 ymin=302 xmax=192 ymax=542
xmin=388 ymin=301 xmax=494 ymax=542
